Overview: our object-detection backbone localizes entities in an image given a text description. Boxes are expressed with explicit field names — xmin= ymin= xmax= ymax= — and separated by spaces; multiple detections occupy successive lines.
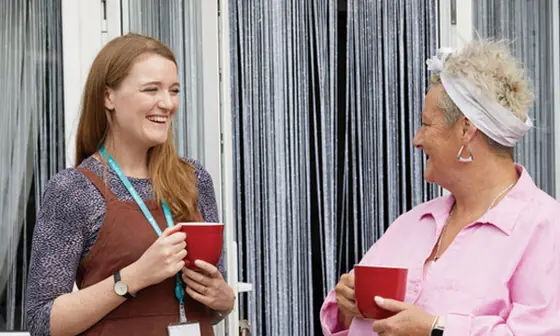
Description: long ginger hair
xmin=75 ymin=33 xmax=199 ymax=222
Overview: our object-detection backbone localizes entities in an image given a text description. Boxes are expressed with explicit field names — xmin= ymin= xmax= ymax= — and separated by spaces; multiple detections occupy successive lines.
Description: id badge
xmin=168 ymin=302 xmax=201 ymax=336
xmin=167 ymin=322 xmax=201 ymax=336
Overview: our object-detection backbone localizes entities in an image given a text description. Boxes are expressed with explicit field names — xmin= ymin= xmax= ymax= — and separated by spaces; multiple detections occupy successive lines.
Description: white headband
xmin=426 ymin=47 xmax=532 ymax=147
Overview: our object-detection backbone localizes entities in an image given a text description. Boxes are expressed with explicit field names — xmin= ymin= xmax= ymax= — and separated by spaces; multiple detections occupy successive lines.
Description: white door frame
xmin=62 ymin=0 xmax=109 ymax=168
xmin=216 ymin=0 xmax=238 ymax=333
xmin=438 ymin=0 xmax=473 ymax=49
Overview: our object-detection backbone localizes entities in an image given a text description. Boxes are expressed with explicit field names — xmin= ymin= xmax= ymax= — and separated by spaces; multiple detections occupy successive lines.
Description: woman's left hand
xmin=371 ymin=296 xmax=436 ymax=336
xmin=182 ymin=260 xmax=235 ymax=314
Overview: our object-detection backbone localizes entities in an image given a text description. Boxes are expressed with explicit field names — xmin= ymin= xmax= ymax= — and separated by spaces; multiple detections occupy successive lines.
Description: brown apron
xmin=76 ymin=168 xmax=215 ymax=336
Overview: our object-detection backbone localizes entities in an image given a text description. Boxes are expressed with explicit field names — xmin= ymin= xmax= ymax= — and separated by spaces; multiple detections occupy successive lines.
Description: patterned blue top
xmin=26 ymin=156 xmax=220 ymax=335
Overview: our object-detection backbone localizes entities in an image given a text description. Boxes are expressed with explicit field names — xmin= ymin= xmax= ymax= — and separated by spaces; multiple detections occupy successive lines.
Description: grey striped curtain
xmin=0 ymin=0 xmax=65 ymax=331
xmin=473 ymin=0 xmax=557 ymax=196
xmin=229 ymin=0 xmax=438 ymax=334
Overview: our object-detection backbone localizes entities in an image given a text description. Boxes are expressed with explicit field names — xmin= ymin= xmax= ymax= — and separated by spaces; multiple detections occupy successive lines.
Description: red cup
xmin=354 ymin=265 xmax=408 ymax=320
xmin=179 ymin=222 xmax=224 ymax=270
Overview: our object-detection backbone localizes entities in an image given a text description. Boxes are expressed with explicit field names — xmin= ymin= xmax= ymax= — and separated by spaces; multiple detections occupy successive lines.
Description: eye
xmin=171 ymin=88 xmax=180 ymax=94
xmin=142 ymin=87 xmax=158 ymax=92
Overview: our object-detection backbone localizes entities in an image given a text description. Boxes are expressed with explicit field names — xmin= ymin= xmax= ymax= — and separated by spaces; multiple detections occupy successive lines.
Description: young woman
xmin=26 ymin=33 xmax=235 ymax=336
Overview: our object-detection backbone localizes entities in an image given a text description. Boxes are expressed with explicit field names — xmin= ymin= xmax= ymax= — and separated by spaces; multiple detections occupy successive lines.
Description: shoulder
xmin=528 ymin=187 xmax=559 ymax=211
xmin=43 ymin=168 xmax=95 ymax=202
xmin=504 ymin=190 xmax=560 ymax=278
xmin=513 ymin=188 xmax=560 ymax=236
xmin=180 ymin=158 xmax=218 ymax=219
xmin=40 ymin=167 xmax=104 ymax=222
xmin=181 ymin=157 xmax=214 ymax=185
xmin=510 ymin=165 xmax=560 ymax=232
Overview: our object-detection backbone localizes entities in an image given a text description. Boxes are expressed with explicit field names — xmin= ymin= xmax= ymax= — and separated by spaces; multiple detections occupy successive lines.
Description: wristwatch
xmin=113 ymin=270 xmax=135 ymax=299
xmin=430 ymin=316 xmax=445 ymax=336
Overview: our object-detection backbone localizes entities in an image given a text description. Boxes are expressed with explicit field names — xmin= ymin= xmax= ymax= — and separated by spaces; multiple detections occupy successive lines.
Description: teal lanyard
xmin=100 ymin=146 xmax=185 ymax=307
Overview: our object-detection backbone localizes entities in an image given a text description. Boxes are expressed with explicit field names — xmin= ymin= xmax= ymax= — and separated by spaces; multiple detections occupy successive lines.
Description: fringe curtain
xmin=229 ymin=1 xmax=438 ymax=334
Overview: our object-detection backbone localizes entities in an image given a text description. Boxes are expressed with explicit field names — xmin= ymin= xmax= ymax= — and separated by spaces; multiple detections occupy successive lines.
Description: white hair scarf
xmin=426 ymin=48 xmax=532 ymax=147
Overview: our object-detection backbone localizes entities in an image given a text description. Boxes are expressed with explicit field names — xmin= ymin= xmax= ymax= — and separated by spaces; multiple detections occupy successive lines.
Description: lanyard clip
xmin=175 ymin=274 xmax=184 ymax=304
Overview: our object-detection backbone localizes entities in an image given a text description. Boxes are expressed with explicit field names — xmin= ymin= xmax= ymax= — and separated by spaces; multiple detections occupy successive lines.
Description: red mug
xmin=354 ymin=265 xmax=408 ymax=320
xmin=179 ymin=222 xmax=224 ymax=269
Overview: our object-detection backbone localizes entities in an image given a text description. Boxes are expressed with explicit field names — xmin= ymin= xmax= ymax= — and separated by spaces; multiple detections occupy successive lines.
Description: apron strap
xmin=77 ymin=167 xmax=118 ymax=203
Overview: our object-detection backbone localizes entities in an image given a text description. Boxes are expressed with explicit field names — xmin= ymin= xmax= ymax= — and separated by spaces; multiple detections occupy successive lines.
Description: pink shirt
xmin=321 ymin=165 xmax=560 ymax=335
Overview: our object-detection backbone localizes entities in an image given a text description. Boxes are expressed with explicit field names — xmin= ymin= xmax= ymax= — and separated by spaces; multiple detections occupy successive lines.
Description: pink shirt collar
xmin=419 ymin=164 xmax=535 ymax=236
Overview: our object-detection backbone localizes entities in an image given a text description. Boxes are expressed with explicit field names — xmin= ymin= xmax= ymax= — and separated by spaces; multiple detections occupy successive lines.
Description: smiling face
xmin=104 ymin=53 xmax=180 ymax=149
xmin=413 ymin=85 xmax=465 ymax=184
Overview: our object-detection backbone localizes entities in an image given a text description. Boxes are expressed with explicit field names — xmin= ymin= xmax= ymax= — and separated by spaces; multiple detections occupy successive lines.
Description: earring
xmin=457 ymin=145 xmax=473 ymax=162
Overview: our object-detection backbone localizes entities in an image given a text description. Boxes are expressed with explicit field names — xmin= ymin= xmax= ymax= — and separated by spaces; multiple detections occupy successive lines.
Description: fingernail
xmin=374 ymin=296 xmax=384 ymax=305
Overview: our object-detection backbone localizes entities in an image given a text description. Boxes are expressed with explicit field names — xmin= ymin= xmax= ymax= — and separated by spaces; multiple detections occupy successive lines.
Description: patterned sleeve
xmin=26 ymin=169 xmax=104 ymax=336
xmin=192 ymin=161 xmax=219 ymax=223
xmin=188 ymin=159 xmax=224 ymax=276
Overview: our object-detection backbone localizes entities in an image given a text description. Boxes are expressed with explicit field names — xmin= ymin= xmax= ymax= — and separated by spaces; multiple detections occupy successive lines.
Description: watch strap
xmin=113 ymin=270 xmax=135 ymax=299
xmin=430 ymin=316 xmax=445 ymax=336
xmin=114 ymin=270 xmax=122 ymax=282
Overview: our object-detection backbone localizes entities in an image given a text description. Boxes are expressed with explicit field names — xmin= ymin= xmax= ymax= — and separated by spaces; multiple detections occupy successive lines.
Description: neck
xmin=101 ymin=134 xmax=151 ymax=178
xmin=447 ymin=155 xmax=518 ymax=218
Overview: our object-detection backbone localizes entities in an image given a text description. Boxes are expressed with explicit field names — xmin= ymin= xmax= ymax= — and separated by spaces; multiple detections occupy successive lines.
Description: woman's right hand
xmin=128 ymin=224 xmax=187 ymax=290
xmin=335 ymin=273 xmax=362 ymax=326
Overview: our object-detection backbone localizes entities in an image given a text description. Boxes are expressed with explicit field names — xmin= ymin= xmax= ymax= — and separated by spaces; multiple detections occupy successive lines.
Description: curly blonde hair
xmin=430 ymin=39 xmax=535 ymax=157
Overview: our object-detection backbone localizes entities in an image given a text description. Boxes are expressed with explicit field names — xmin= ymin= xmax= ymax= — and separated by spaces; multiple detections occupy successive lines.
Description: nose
xmin=412 ymin=129 xmax=422 ymax=149
xmin=158 ymin=92 xmax=174 ymax=110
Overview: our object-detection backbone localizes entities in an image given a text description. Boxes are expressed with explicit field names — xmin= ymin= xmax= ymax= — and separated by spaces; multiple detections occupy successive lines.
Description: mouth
xmin=146 ymin=115 xmax=169 ymax=124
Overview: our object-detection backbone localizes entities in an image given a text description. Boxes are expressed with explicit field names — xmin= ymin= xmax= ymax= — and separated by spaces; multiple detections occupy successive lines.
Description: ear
xmin=104 ymin=88 xmax=116 ymax=111
xmin=460 ymin=117 xmax=477 ymax=144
